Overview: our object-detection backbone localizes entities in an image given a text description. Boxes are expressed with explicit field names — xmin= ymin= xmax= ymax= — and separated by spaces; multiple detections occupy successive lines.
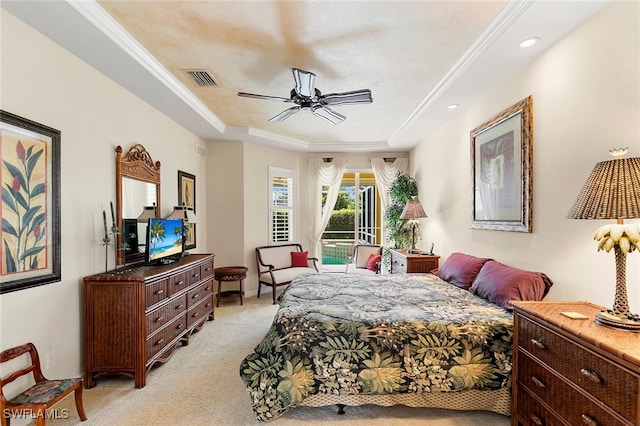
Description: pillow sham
xmin=433 ymin=252 xmax=491 ymax=290
xmin=469 ymin=260 xmax=553 ymax=309
xmin=366 ymin=254 xmax=382 ymax=271
xmin=291 ymin=251 xmax=309 ymax=267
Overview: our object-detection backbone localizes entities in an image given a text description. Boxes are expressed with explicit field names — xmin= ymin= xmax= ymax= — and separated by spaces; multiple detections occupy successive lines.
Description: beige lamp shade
xmin=167 ymin=204 xmax=199 ymax=224
xmin=137 ymin=204 xmax=156 ymax=223
xmin=400 ymin=197 xmax=428 ymax=220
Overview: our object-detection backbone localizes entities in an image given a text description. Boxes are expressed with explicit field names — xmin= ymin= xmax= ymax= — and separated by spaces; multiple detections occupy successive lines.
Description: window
xmin=269 ymin=167 xmax=295 ymax=243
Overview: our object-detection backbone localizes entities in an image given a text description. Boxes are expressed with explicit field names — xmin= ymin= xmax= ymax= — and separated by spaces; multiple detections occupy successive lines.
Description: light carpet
xmin=48 ymin=295 xmax=510 ymax=426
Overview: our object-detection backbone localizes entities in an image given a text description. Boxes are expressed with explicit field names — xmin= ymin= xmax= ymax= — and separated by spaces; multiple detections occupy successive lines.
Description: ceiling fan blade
xmin=311 ymin=105 xmax=345 ymax=125
xmin=269 ymin=106 xmax=301 ymax=122
xmin=319 ymin=89 xmax=373 ymax=106
xmin=292 ymin=68 xmax=317 ymax=98
xmin=237 ymin=92 xmax=293 ymax=103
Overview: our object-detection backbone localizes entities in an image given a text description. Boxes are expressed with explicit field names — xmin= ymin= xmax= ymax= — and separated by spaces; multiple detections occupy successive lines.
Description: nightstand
xmin=511 ymin=301 xmax=640 ymax=426
xmin=390 ymin=249 xmax=439 ymax=273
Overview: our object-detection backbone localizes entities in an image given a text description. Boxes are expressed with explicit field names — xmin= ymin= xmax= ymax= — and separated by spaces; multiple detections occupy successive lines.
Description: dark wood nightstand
xmin=511 ymin=301 xmax=640 ymax=426
xmin=390 ymin=249 xmax=439 ymax=273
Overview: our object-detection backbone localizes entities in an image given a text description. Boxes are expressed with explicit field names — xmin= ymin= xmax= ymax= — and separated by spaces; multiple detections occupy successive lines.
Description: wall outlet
xmin=46 ymin=350 xmax=56 ymax=369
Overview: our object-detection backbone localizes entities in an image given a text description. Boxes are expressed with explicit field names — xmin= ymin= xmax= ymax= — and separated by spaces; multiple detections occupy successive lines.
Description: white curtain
xmin=308 ymin=158 xmax=347 ymax=262
xmin=371 ymin=158 xmax=409 ymax=212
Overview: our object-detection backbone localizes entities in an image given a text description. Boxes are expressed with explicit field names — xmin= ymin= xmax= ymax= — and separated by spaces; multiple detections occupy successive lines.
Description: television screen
xmin=145 ymin=217 xmax=184 ymax=264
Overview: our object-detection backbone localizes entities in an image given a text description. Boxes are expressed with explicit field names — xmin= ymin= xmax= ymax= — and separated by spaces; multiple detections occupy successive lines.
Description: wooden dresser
xmin=83 ymin=254 xmax=215 ymax=388
xmin=390 ymin=249 xmax=439 ymax=273
xmin=512 ymin=301 xmax=640 ymax=426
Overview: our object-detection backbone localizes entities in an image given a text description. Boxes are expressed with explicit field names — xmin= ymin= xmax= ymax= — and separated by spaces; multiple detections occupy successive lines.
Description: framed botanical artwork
xmin=178 ymin=170 xmax=196 ymax=250
xmin=470 ymin=96 xmax=533 ymax=232
xmin=1 ymin=111 xmax=61 ymax=293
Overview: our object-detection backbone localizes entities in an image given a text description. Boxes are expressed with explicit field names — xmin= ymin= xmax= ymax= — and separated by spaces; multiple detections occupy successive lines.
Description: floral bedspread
xmin=239 ymin=273 xmax=513 ymax=421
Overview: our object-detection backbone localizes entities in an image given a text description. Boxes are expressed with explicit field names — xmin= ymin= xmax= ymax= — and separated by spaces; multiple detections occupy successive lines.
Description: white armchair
xmin=345 ymin=244 xmax=382 ymax=275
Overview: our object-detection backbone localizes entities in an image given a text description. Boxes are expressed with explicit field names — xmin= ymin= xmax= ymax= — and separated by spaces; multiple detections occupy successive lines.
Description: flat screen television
xmin=145 ymin=217 xmax=184 ymax=265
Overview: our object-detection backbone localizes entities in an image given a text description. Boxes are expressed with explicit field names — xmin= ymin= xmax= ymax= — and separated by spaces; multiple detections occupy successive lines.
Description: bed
xmin=239 ymin=270 xmax=518 ymax=421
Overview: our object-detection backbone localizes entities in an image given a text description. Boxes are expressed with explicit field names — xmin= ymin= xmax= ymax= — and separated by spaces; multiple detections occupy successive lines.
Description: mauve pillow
xmin=291 ymin=251 xmax=309 ymax=267
xmin=469 ymin=260 xmax=554 ymax=309
xmin=366 ymin=254 xmax=382 ymax=271
xmin=434 ymin=252 xmax=491 ymax=290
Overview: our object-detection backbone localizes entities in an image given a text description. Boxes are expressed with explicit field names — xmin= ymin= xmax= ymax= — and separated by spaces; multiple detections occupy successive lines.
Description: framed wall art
xmin=470 ymin=96 xmax=533 ymax=232
xmin=178 ymin=170 xmax=196 ymax=250
xmin=1 ymin=111 xmax=61 ymax=293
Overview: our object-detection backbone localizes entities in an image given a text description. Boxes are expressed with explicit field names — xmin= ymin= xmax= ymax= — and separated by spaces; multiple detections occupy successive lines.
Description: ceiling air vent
xmin=184 ymin=69 xmax=217 ymax=87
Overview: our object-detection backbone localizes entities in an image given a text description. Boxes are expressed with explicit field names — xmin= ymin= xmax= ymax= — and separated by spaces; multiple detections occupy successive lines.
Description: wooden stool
xmin=214 ymin=266 xmax=248 ymax=306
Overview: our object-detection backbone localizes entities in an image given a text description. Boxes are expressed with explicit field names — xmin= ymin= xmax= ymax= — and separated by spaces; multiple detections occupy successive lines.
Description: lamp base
xmin=594 ymin=310 xmax=640 ymax=332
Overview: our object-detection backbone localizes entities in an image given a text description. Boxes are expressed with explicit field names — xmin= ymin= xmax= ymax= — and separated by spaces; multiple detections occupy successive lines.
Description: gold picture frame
xmin=470 ymin=96 xmax=533 ymax=232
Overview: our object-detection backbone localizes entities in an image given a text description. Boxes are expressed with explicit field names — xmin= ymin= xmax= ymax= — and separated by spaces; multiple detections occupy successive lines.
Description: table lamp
xmin=567 ymin=147 xmax=640 ymax=331
xmin=400 ymin=197 xmax=427 ymax=254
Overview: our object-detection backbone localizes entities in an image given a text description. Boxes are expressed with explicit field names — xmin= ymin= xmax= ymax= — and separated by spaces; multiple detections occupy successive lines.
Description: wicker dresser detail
xmin=512 ymin=301 xmax=640 ymax=426
xmin=84 ymin=254 xmax=215 ymax=389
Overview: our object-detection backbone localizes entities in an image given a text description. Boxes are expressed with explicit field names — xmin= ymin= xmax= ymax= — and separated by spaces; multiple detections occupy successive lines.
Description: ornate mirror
xmin=116 ymin=144 xmax=161 ymax=265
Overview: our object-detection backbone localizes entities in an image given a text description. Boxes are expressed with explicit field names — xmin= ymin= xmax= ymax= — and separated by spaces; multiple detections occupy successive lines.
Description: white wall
xmin=411 ymin=0 xmax=640 ymax=313
xmin=0 ymin=10 xmax=209 ymax=381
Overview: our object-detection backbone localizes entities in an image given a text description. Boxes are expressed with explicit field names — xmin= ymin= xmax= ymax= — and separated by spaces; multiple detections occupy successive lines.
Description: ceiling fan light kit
xmin=237 ymin=68 xmax=372 ymax=124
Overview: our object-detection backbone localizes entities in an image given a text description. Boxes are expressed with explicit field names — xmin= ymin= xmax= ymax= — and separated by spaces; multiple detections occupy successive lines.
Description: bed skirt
xmin=299 ymin=387 xmax=512 ymax=416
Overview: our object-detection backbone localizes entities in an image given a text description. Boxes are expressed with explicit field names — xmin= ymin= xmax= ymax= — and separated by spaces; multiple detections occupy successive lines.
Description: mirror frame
xmin=116 ymin=144 xmax=161 ymax=265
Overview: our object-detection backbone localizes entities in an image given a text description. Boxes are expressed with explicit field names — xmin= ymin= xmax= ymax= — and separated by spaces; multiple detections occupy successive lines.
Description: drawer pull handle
xmin=155 ymin=316 xmax=164 ymax=322
xmin=530 ymin=338 xmax=546 ymax=349
xmin=175 ymin=280 xmax=184 ymax=286
xmin=155 ymin=289 xmax=164 ymax=295
xmin=580 ymin=368 xmax=602 ymax=384
xmin=531 ymin=376 xmax=546 ymax=389
xmin=530 ymin=414 xmax=544 ymax=426
xmin=155 ymin=338 xmax=165 ymax=346
xmin=192 ymin=312 xmax=199 ymax=318
xmin=580 ymin=414 xmax=599 ymax=426
xmin=192 ymin=294 xmax=199 ymax=299
xmin=192 ymin=273 xmax=200 ymax=278
xmin=176 ymin=323 xmax=184 ymax=330
xmin=206 ymin=302 xmax=211 ymax=308
xmin=176 ymin=304 xmax=183 ymax=309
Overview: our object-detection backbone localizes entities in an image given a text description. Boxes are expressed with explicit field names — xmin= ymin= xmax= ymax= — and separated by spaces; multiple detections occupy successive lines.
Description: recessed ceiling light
xmin=520 ymin=37 xmax=539 ymax=48
xmin=447 ymin=104 xmax=459 ymax=109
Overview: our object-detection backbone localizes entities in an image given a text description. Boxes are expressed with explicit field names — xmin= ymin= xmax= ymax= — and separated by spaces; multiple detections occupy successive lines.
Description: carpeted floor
xmin=48 ymin=296 xmax=510 ymax=426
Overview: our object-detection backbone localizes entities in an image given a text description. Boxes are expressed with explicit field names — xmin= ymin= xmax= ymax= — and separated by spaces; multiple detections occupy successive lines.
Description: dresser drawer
xmin=517 ymin=351 xmax=626 ymax=426
xmin=518 ymin=316 xmax=639 ymax=420
xmin=168 ymin=271 xmax=188 ymax=295
xmin=187 ymin=279 xmax=214 ymax=309
xmin=187 ymin=297 xmax=214 ymax=328
xmin=145 ymin=279 xmax=168 ymax=308
xmin=145 ymin=314 xmax=186 ymax=360
xmin=145 ymin=295 xmax=187 ymax=336
xmin=200 ymin=258 xmax=214 ymax=279
xmin=391 ymin=257 xmax=407 ymax=273
xmin=186 ymin=265 xmax=202 ymax=286
xmin=516 ymin=384 xmax=564 ymax=426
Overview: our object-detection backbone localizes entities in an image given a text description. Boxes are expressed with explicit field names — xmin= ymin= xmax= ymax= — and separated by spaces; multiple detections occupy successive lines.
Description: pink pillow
xmin=433 ymin=252 xmax=491 ymax=290
xmin=469 ymin=260 xmax=553 ymax=309
xmin=366 ymin=254 xmax=382 ymax=271
xmin=291 ymin=251 xmax=309 ymax=267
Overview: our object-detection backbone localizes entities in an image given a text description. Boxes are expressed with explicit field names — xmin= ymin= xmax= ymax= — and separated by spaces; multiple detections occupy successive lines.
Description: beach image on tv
xmin=148 ymin=218 xmax=183 ymax=261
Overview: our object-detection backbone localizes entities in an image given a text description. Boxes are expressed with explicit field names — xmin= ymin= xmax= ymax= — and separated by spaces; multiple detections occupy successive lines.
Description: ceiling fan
xmin=237 ymin=68 xmax=373 ymax=125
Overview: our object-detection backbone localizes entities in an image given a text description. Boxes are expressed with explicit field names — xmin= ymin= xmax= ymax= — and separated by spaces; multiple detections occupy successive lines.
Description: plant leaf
xmin=26 ymin=149 xmax=44 ymax=179
xmin=31 ymin=183 xmax=45 ymax=198
xmin=1 ymin=187 xmax=18 ymax=213
xmin=22 ymin=206 xmax=41 ymax=229
xmin=3 ymin=239 xmax=16 ymax=272
xmin=19 ymin=246 xmax=44 ymax=260
xmin=2 ymin=218 xmax=18 ymax=238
